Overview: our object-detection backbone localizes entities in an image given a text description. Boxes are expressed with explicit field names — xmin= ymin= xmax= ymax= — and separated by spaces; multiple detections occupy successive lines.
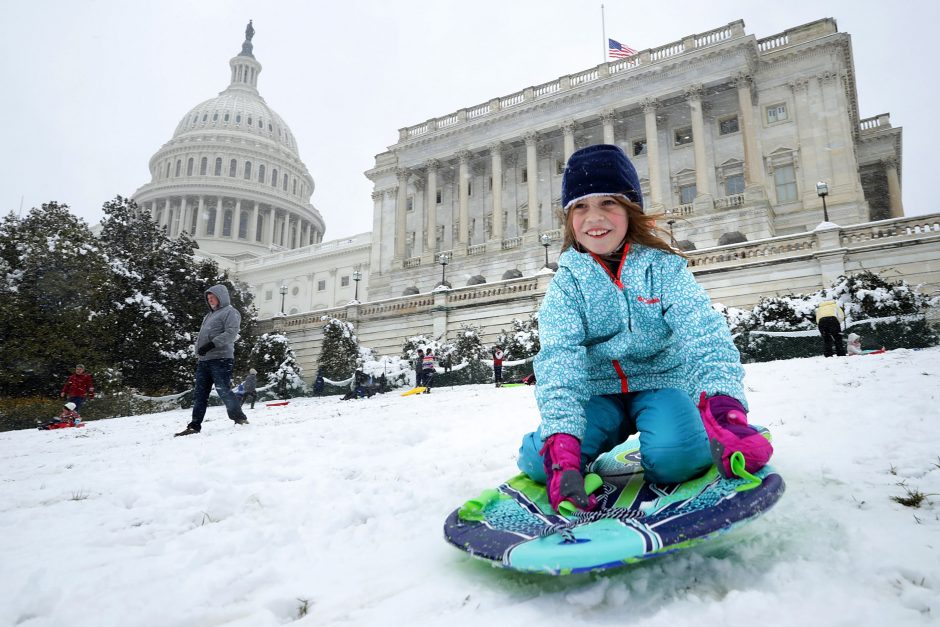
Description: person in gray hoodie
xmin=175 ymin=284 xmax=249 ymax=436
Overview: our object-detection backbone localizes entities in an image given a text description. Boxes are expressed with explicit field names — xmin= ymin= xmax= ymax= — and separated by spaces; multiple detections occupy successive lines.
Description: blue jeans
xmin=189 ymin=358 xmax=247 ymax=430
xmin=517 ymin=388 xmax=712 ymax=484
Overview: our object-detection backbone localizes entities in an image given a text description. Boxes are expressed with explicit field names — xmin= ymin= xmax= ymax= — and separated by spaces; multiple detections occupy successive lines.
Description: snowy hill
xmin=2 ymin=348 xmax=939 ymax=626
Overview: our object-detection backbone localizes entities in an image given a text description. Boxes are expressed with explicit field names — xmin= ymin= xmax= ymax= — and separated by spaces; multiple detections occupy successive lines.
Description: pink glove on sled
xmin=698 ymin=393 xmax=773 ymax=479
xmin=540 ymin=434 xmax=598 ymax=513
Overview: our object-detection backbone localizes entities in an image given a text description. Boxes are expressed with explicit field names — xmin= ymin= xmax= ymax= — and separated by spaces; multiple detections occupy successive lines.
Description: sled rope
xmin=539 ymin=507 xmax=645 ymax=543
xmin=730 ymin=451 xmax=762 ymax=492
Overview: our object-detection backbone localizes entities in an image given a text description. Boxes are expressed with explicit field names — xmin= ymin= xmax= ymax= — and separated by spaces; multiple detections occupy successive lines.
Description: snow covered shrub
xmin=829 ymin=271 xmax=932 ymax=321
xmin=317 ymin=317 xmax=359 ymax=381
xmin=712 ymin=303 xmax=751 ymax=335
xmin=747 ymin=295 xmax=816 ymax=331
xmin=496 ymin=314 xmax=540 ymax=360
xmin=252 ymin=332 xmax=305 ymax=398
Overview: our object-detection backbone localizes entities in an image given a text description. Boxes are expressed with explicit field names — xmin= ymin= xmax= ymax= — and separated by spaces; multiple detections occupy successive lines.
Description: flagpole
xmin=601 ymin=4 xmax=607 ymax=63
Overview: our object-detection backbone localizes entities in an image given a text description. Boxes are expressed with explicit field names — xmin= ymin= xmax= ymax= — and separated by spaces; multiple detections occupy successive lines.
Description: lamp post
xmin=816 ymin=181 xmax=830 ymax=222
xmin=539 ymin=233 xmax=552 ymax=267
xmin=667 ymin=219 xmax=676 ymax=245
xmin=438 ymin=252 xmax=450 ymax=286
xmin=352 ymin=269 xmax=362 ymax=302
xmin=279 ymin=284 xmax=288 ymax=315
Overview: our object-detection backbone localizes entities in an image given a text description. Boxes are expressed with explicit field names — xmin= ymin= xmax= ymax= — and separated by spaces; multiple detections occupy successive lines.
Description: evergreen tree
xmin=0 ymin=203 xmax=111 ymax=396
xmin=452 ymin=323 xmax=486 ymax=363
xmin=317 ymin=317 xmax=359 ymax=379
xmin=250 ymin=332 xmax=304 ymax=398
xmin=496 ymin=314 xmax=540 ymax=360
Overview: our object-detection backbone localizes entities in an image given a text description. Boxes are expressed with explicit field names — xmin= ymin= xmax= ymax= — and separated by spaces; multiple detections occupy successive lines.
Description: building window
xmin=341 ymin=276 xmax=350 ymax=287
xmin=165 ymin=162 xmax=171 ymax=178
xmin=236 ymin=114 xmax=241 ymax=124
xmin=468 ymin=181 xmax=473 ymax=196
xmin=212 ymin=113 xmax=218 ymax=121
xmin=214 ymin=158 xmax=222 ymax=176
xmin=258 ymin=164 xmax=266 ymax=183
xmin=317 ymin=280 xmax=326 ymax=291
xmin=488 ymin=176 xmax=493 ymax=191
xmin=632 ymin=139 xmax=647 ymax=156
xmin=238 ymin=211 xmax=249 ymax=239
xmin=674 ymin=127 xmax=693 ymax=146
xmin=407 ymin=196 xmax=414 ymax=212
xmin=247 ymin=116 xmax=252 ymax=126
xmin=200 ymin=157 xmax=208 ymax=175
xmin=522 ymin=168 xmax=527 ymax=183
xmin=293 ymin=179 xmax=298 ymax=195
xmin=555 ymin=160 xmax=564 ymax=175
xmin=224 ymin=113 xmax=229 ymax=122
xmin=265 ymin=290 xmax=272 ymax=301
xmin=725 ymin=174 xmax=745 ymax=196
xmin=719 ymin=116 xmax=739 ymax=135
xmin=774 ymin=164 xmax=798 ymax=203
xmin=206 ymin=208 xmax=216 ymax=235
xmin=679 ymin=184 xmax=697 ymax=204
xmin=175 ymin=159 xmax=181 ymax=177
xmin=435 ymin=189 xmax=442 ymax=204
xmin=291 ymin=286 xmax=299 ymax=296
xmin=229 ymin=159 xmax=237 ymax=177
xmin=244 ymin=161 xmax=252 ymax=179
xmin=187 ymin=158 xmax=194 ymax=176
xmin=255 ymin=214 xmax=264 ymax=242
xmin=767 ymin=103 xmax=788 ymax=124
xmin=202 ymin=113 xmax=207 ymax=122
xmin=272 ymin=168 xmax=278 ymax=187
xmin=283 ymin=173 xmax=288 ymax=190
xmin=222 ymin=210 xmax=233 ymax=236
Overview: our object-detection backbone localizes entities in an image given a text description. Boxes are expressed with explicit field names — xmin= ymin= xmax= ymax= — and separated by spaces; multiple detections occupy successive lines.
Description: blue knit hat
xmin=561 ymin=144 xmax=642 ymax=213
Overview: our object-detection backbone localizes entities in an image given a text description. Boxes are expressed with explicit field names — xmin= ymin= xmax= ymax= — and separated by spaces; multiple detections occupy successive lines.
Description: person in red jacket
xmin=492 ymin=346 xmax=504 ymax=388
xmin=60 ymin=364 xmax=95 ymax=410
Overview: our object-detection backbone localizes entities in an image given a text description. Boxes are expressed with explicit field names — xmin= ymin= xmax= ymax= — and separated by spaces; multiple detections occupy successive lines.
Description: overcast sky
xmin=2 ymin=0 xmax=935 ymax=240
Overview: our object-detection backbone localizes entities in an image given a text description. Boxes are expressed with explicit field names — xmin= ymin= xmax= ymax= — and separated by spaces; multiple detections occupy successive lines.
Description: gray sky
xmin=2 ymin=0 xmax=935 ymax=239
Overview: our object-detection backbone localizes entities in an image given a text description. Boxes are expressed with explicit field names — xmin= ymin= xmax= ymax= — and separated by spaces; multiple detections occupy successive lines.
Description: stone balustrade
xmin=687 ymin=233 xmax=817 ymax=268
xmin=839 ymin=216 xmax=940 ymax=246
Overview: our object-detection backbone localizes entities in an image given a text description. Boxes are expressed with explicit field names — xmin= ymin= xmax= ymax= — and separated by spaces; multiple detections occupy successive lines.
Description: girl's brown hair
xmin=559 ymin=196 xmax=685 ymax=259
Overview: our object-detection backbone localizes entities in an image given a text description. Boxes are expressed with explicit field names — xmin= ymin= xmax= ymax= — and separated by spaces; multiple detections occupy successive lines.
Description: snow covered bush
xmin=496 ymin=314 xmax=540 ymax=360
xmin=250 ymin=332 xmax=305 ymax=398
xmin=317 ymin=317 xmax=359 ymax=380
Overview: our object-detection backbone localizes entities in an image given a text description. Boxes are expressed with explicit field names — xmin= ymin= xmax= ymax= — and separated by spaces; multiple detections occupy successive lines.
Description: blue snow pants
xmin=517 ymin=388 xmax=712 ymax=485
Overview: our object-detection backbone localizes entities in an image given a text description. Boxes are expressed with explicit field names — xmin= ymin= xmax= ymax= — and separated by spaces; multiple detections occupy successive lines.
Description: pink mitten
xmin=540 ymin=434 xmax=598 ymax=513
xmin=698 ymin=393 xmax=773 ymax=479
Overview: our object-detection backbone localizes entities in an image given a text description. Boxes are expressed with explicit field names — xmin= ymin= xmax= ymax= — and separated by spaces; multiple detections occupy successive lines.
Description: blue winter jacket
xmin=534 ymin=243 xmax=746 ymax=440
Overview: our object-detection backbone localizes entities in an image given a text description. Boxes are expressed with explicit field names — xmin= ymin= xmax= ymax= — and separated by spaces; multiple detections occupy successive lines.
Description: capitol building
xmin=134 ymin=19 xmax=938 ymax=378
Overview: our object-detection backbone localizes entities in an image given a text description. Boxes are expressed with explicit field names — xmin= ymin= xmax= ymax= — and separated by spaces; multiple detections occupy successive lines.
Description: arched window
xmin=268 ymin=123 xmax=273 ymax=132
xmin=165 ymin=162 xmax=171 ymax=178
xmin=175 ymin=159 xmax=181 ymax=177
xmin=224 ymin=113 xmax=229 ymax=122
xmin=187 ymin=158 xmax=194 ymax=176
xmin=244 ymin=161 xmax=252 ymax=179
xmin=236 ymin=114 xmax=241 ymax=124
xmin=222 ymin=210 xmax=233 ymax=237
xmin=238 ymin=211 xmax=249 ymax=239
xmin=200 ymin=157 xmax=208 ymax=175
xmin=283 ymin=173 xmax=288 ymax=190
xmin=258 ymin=164 xmax=266 ymax=183
xmin=247 ymin=116 xmax=252 ymax=126
xmin=190 ymin=209 xmax=198 ymax=234
xmin=272 ymin=168 xmax=278 ymax=187
xmin=255 ymin=213 xmax=264 ymax=242
xmin=290 ymin=225 xmax=297 ymax=248
xmin=258 ymin=118 xmax=263 ymax=128
xmin=214 ymin=158 xmax=222 ymax=176
xmin=206 ymin=208 xmax=217 ymax=235
xmin=293 ymin=179 xmax=297 ymax=195
xmin=229 ymin=159 xmax=237 ymax=177
xmin=202 ymin=113 xmax=208 ymax=122
xmin=212 ymin=112 xmax=218 ymax=121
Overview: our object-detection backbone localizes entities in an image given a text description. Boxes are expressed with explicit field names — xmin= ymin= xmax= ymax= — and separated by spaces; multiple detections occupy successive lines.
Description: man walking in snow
xmin=175 ymin=284 xmax=249 ymax=436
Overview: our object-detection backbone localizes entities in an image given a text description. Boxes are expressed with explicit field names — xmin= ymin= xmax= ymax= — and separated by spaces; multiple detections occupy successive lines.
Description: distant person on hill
xmin=60 ymin=364 xmax=94 ymax=410
xmin=174 ymin=285 xmax=249 ymax=436
xmin=39 ymin=402 xmax=82 ymax=430
xmin=240 ymin=368 xmax=258 ymax=409
xmin=515 ymin=144 xmax=772 ymax=514
xmin=313 ymin=370 xmax=325 ymax=396
xmin=414 ymin=349 xmax=425 ymax=387
xmin=846 ymin=332 xmax=863 ymax=356
xmin=492 ymin=346 xmax=505 ymax=388
xmin=815 ymin=299 xmax=846 ymax=357
xmin=422 ymin=349 xmax=436 ymax=393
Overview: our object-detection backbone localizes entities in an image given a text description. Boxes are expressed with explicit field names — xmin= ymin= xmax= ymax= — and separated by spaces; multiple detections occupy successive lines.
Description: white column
xmin=489 ymin=142 xmax=503 ymax=242
xmin=178 ymin=196 xmax=188 ymax=236
xmin=395 ymin=168 xmax=409 ymax=260
xmin=686 ymin=86 xmax=713 ymax=199
xmin=233 ymin=199 xmax=242 ymax=238
xmin=267 ymin=208 xmax=277 ymax=246
xmin=197 ymin=196 xmax=207 ymax=236
xmin=425 ymin=160 xmax=438 ymax=254
xmin=562 ymin=121 xmax=576 ymax=162
xmin=457 ymin=152 xmax=470 ymax=247
xmin=642 ymin=99 xmax=663 ymax=209
xmin=884 ymin=157 xmax=904 ymax=218
xmin=735 ymin=73 xmax=765 ymax=189
xmin=149 ymin=201 xmax=158 ymax=222
xmin=524 ymin=132 xmax=539 ymax=233
xmin=601 ymin=110 xmax=616 ymax=145
xmin=249 ymin=201 xmax=259 ymax=242
xmin=369 ymin=190 xmax=384 ymax=273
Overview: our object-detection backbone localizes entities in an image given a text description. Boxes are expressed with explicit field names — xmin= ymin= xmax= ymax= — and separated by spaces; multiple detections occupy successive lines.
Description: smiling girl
xmin=517 ymin=144 xmax=772 ymax=513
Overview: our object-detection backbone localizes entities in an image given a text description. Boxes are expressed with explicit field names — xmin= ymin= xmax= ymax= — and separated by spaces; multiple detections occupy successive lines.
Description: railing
xmin=468 ymin=243 xmax=487 ymax=255
xmin=666 ymin=204 xmax=694 ymax=217
xmin=357 ymin=294 xmax=435 ymax=318
xmin=533 ymin=80 xmax=561 ymax=98
xmin=407 ymin=123 xmax=429 ymax=138
xmin=237 ymin=233 xmax=370 ymax=269
xmin=695 ymin=25 xmax=733 ymax=47
xmin=501 ymin=92 xmax=525 ymax=108
xmin=840 ymin=217 xmax=940 ymax=246
xmin=688 ymin=234 xmax=817 ymax=268
xmin=403 ymin=257 xmax=422 ymax=268
xmin=570 ymin=69 xmax=598 ymax=86
xmin=501 ymin=236 xmax=522 ymax=250
xmin=859 ymin=114 xmax=890 ymax=132
xmin=467 ymin=103 xmax=490 ymax=119
xmin=714 ymin=193 xmax=745 ymax=209
xmin=445 ymin=276 xmax=541 ymax=304
xmin=650 ymin=42 xmax=685 ymax=62
xmin=757 ymin=33 xmax=789 ymax=52
xmin=438 ymin=113 xmax=459 ymax=128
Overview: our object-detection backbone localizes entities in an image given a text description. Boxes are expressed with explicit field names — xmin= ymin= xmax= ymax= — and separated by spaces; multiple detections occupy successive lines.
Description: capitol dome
xmin=134 ymin=21 xmax=325 ymax=261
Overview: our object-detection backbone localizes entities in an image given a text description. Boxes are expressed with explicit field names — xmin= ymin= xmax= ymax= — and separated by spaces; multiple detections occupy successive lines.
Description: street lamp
xmin=816 ymin=181 xmax=830 ymax=222
xmin=279 ymin=284 xmax=287 ymax=314
xmin=352 ymin=269 xmax=362 ymax=301
xmin=667 ymin=219 xmax=676 ymax=245
xmin=539 ymin=233 xmax=552 ymax=267
xmin=438 ymin=252 xmax=450 ymax=286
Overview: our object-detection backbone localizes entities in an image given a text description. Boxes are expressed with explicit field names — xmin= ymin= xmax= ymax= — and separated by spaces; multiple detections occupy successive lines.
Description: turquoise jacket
xmin=534 ymin=243 xmax=746 ymax=440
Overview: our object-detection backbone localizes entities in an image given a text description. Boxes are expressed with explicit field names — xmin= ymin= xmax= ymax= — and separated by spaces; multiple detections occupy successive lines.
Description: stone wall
xmin=259 ymin=214 xmax=940 ymax=381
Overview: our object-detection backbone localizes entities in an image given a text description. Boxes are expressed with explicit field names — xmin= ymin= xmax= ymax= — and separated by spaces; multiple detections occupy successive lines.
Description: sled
xmin=38 ymin=421 xmax=85 ymax=431
xmin=444 ymin=426 xmax=784 ymax=575
xmin=265 ymin=401 xmax=290 ymax=407
xmin=498 ymin=383 xmax=528 ymax=388
xmin=848 ymin=348 xmax=887 ymax=356
xmin=400 ymin=386 xmax=427 ymax=396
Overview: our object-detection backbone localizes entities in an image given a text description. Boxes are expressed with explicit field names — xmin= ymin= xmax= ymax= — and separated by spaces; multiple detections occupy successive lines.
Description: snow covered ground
xmin=2 ymin=348 xmax=939 ymax=626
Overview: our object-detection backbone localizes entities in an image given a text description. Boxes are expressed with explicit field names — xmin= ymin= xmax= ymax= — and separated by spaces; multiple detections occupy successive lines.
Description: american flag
xmin=608 ymin=38 xmax=637 ymax=59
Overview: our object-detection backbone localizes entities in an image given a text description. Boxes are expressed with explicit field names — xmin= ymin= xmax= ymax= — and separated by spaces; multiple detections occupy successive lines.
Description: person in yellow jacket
xmin=815 ymin=299 xmax=846 ymax=357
